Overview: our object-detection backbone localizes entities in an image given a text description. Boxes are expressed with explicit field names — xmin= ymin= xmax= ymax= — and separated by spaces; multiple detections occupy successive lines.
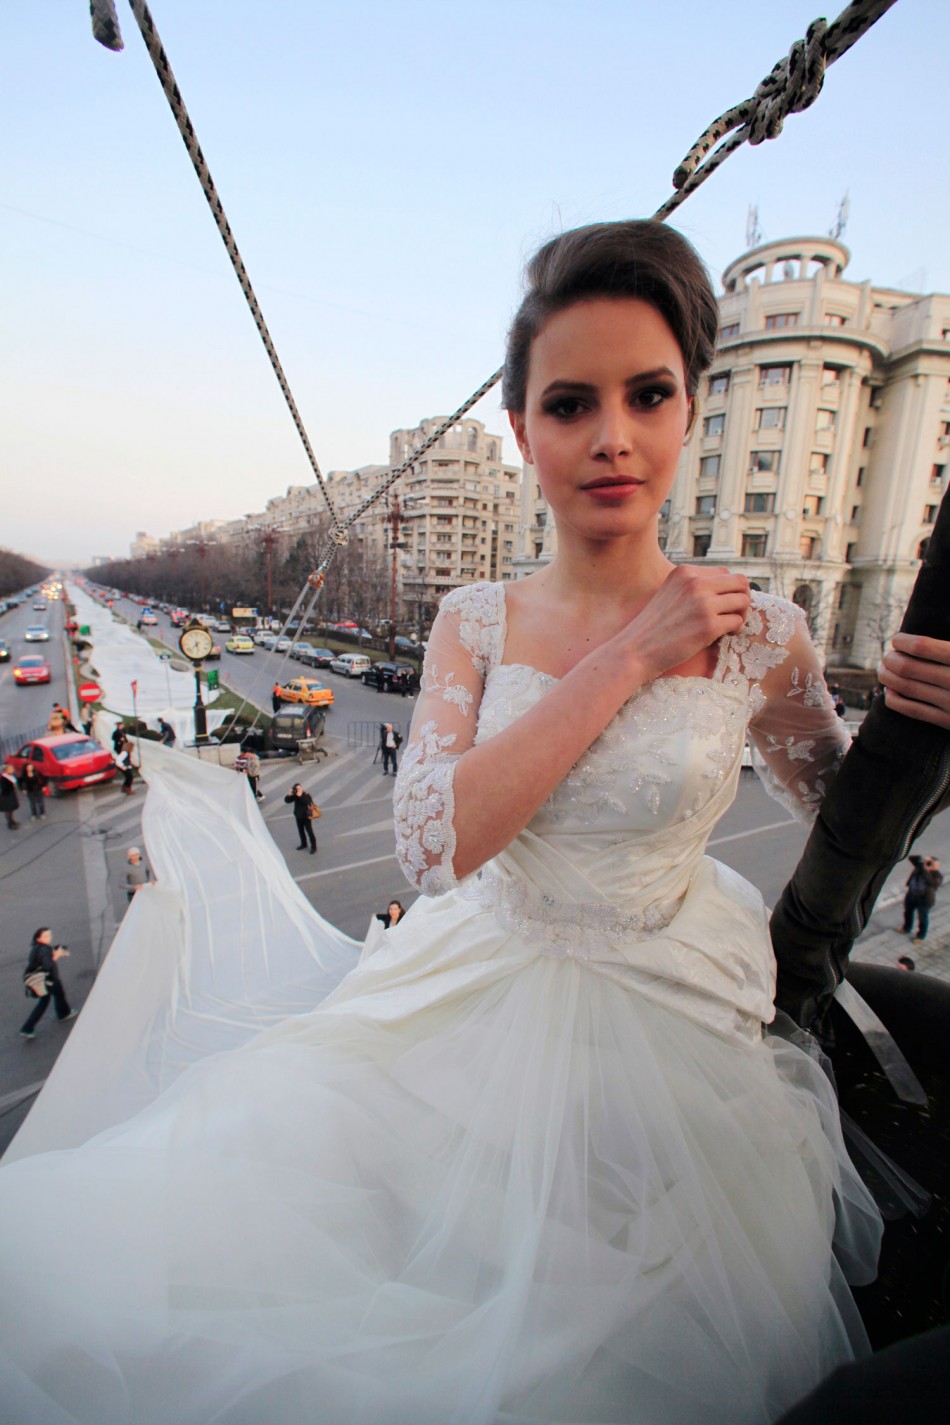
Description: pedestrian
xmin=53 ymin=702 xmax=78 ymax=733
xmin=375 ymin=899 xmax=405 ymax=929
xmin=47 ymin=705 xmax=67 ymax=735
xmin=379 ymin=722 xmax=402 ymax=776
xmin=0 ymin=763 xmax=20 ymax=830
xmin=284 ymin=783 xmax=318 ymax=853
xmin=22 ymin=760 xmax=46 ymax=821
xmin=20 ymin=928 xmax=76 ymax=1038
xmin=125 ymin=848 xmax=152 ymax=903
xmin=115 ymin=740 xmax=135 ymax=796
xmin=244 ymin=748 xmax=263 ymax=801
xmin=111 ymin=723 xmax=127 ymax=754
xmin=897 ymin=955 xmax=916 ymax=971
xmin=901 ymin=853 xmax=943 ymax=943
xmin=271 ymin=689 xmax=282 ymax=713
xmin=833 ymin=692 xmax=847 ymax=719
xmin=158 ymin=718 xmax=176 ymax=747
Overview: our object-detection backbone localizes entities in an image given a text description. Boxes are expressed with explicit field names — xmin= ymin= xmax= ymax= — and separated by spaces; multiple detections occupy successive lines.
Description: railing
xmin=0 ymin=724 xmax=50 ymax=761
xmin=347 ymin=720 xmax=404 ymax=749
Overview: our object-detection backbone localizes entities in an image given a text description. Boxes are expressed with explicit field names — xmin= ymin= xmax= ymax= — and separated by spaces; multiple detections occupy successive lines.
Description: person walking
xmin=158 ymin=718 xmax=176 ymax=747
xmin=21 ymin=760 xmax=46 ymax=821
xmin=20 ymin=928 xmax=76 ymax=1038
xmin=0 ymin=764 xmax=20 ymax=830
xmin=284 ymin=783 xmax=318 ymax=854
xmin=115 ymin=740 xmax=135 ymax=796
xmin=244 ymin=749 xmax=263 ymax=801
xmin=111 ymin=723 xmax=127 ymax=755
xmin=379 ymin=722 xmax=402 ymax=777
xmin=901 ymin=854 xmax=943 ymax=943
xmin=125 ymin=848 xmax=152 ymax=903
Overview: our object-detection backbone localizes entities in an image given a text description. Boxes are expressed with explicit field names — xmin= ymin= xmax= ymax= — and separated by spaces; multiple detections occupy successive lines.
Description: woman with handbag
xmin=283 ymin=782 xmax=319 ymax=854
xmin=20 ymin=928 xmax=76 ymax=1039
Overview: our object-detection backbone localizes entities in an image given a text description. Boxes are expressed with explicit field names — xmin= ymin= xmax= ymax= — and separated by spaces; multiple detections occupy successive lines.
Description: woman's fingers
xmin=879 ymin=635 xmax=950 ymax=729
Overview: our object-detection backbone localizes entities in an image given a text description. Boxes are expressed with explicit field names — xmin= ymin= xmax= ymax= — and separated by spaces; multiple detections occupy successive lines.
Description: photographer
xmin=20 ymin=928 xmax=77 ymax=1039
xmin=902 ymin=853 xmax=944 ymax=944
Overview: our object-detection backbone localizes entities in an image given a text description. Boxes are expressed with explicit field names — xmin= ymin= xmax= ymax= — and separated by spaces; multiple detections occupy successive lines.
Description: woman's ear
xmin=509 ymin=411 xmax=533 ymax=465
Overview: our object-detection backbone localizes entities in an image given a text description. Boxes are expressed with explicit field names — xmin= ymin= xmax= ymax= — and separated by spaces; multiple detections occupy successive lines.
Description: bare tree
xmin=864 ymin=594 xmax=904 ymax=662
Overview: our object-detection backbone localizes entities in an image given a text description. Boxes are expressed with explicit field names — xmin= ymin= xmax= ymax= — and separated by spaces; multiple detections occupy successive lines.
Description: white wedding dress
xmin=0 ymin=584 xmax=880 ymax=1425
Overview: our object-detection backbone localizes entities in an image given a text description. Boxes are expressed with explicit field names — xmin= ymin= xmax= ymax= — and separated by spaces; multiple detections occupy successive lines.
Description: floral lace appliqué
xmin=423 ymin=661 xmax=475 ymax=716
xmin=439 ymin=582 xmax=505 ymax=679
xmin=393 ymin=721 xmax=461 ymax=895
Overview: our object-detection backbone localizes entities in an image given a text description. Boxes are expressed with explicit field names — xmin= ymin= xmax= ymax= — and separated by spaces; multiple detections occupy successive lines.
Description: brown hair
xmin=502 ymin=220 xmax=719 ymax=412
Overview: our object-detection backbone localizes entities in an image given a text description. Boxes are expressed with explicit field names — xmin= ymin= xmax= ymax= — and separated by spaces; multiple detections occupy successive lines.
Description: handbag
xmin=24 ymin=969 xmax=51 ymax=998
xmin=307 ymin=804 xmax=321 ymax=820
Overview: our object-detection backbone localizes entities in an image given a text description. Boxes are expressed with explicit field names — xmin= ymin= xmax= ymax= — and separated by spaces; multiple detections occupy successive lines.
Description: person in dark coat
xmin=21 ymin=760 xmax=46 ymax=821
xmin=20 ymin=928 xmax=76 ymax=1038
xmin=284 ymin=783 xmax=317 ymax=853
xmin=0 ymin=764 xmax=20 ymax=830
xmin=158 ymin=718 xmax=176 ymax=747
xmin=902 ymin=854 xmax=943 ymax=943
xmin=375 ymin=899 xmax=405 ymax=929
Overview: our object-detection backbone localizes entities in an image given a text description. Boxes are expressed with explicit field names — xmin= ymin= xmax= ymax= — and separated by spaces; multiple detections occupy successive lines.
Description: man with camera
xmin=20 ymin=928 xmax=77 ymax=1039
xmin=902 ymin=854 xmax=944 ymax=945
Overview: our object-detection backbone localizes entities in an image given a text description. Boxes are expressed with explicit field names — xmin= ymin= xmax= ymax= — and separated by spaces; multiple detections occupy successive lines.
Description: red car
xmin=13 ymin=654 xmax=52 ymax=685
xmin=7 ymin=734 xmax=118 ymax=793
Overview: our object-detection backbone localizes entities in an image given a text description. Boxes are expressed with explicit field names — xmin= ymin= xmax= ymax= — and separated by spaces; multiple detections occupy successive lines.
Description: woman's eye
xmin=544 ymin=396 xmax=585 ymax=419
xmin=635 ymin=386 xmax=672 ymax=410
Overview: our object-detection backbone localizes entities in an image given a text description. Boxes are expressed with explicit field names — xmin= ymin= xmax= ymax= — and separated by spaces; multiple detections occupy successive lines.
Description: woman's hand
xmin=878 ymin=633 xmax=950 ymax=730
xmin=619 ymin=565 xmax=751 ymax=682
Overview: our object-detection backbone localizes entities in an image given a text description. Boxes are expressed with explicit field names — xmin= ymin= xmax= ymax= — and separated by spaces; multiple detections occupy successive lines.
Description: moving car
xmin=361 ymin=661 xmax=418 ymax=695
xmin=215 ymin=621 xmax=232 ymax=633
xmin=24 ymin=625 xmax=50 ymax=642
xmin=7 ymin=734 xmax=117 ymax=792
xmin=330 ymin=653 xmax=371 ymax=678
xmin=138 ymin=612 xmax=158 ymax=627
xmin=226 ymin=635 xmax=255 ymax=654
xmin=32 ymin=600 xmax=47 ymax=611
xmin=0 ymin=639 xmax=10 ymax=663
xmin=271 ymin=676 xmax=334 ymax=708
xmin=298 ymin=646 xmax=336 ymax=669
xmin=206 ymin=642 xmax=222 ymax=661
xmin=13 ymin=654 xmax=52 ymax=685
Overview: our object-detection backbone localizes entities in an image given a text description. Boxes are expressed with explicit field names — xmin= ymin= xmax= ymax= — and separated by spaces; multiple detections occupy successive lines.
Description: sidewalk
xmin=852 ymin=894 xmax=950 ymax=983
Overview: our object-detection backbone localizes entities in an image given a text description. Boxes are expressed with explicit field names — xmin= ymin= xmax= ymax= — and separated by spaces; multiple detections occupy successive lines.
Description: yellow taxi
xmin=226 ymin=635 xmax=255 ymax=654
xmin=272 ymin=676 xmax=334 ymax=708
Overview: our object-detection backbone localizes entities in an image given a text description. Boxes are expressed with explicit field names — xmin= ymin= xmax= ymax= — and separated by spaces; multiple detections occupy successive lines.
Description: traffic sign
xmin=78 ymin=682 xmax=102 ymax=703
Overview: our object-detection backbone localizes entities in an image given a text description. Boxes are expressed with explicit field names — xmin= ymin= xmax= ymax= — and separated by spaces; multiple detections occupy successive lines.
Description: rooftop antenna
xmin=829 ymin=190 xmax=850 ymax=240
xmin=746 ymin=204 xmax=763 ymax=250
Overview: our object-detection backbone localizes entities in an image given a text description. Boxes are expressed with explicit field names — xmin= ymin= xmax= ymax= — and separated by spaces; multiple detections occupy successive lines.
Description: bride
xmin=2 ymin=220 xmax=949 ymax=1425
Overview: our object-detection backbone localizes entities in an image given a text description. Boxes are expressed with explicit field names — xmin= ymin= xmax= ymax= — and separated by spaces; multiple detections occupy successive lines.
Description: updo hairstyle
xmin=502 ymin=220 xmax=719 ymax=413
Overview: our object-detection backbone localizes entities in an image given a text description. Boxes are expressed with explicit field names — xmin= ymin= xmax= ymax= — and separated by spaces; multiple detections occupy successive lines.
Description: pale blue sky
xmin=3 ymin=0 xmax=948 ymax=564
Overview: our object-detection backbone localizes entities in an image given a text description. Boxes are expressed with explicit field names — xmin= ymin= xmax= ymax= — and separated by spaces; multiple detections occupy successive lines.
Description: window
xmin=822 ymin=366 xmax=841 ymax=386
xmin=744 ymin=493 xmax=775 ymax=514
xmin=749 ymin=450 xmax=780 ymax=474
xmin=759 ymin=364 xmax=791 ymax=387
xmin=815 ymin=408 xmax=837 ymax=432
xmin=742 ymin=533 xmax=768 ymax=558
xmin=764 ymin=312 xmax=799 ymax=329
xmin=802 ymin=494 xmax=823 ymax=517
xmin=659 ymin=499 xmax=672 ymax=518
xmin=799 ymin=535 xmax=818 ymax=560
xmin=941 ymin=422 xmax=950 ymax=439
xmin=692 ymin=532 xmax=711 ymax=558
xmin=851 ymin=505 xmax=860 ymax=522
xmin=755 ymin=406 xmax=786 ymax=430
xmin=699 ymin=454 xmax=721 ymax=480
xmin=825 ymin=313 xmax=846 ymax=327
xmin=695 ymin=495 xmax=716 ymax=516
xmin=918 ymin=538 xmax=931 ymax=560
xmin=703 ymin=413 xmax=725 ymax=438
xmin=863 ymin=427 xmax=873 ymax=448
xmin=810 ymin=452 xmax=830 ymax=476
xmin=931 ymin=464 xmax=945 ymax=484
xmin=923 ymin=506 xmax=938 ymax=525
xmin=845 ymin=543 xmax=856 ymax=564
xmin=720 ymin=323 xmax=740 ymax=340
xmin=856 ymin=466 xmax=865 ymax=487
xmin=708 ymin=373 xmax=730 ymax=397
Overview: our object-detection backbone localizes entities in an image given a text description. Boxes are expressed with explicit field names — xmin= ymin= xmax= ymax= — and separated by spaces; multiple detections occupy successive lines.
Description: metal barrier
xmin=0 ymin=725 xmax=50 ymax=761
xmin=347 ymin=720 xmax=404 ymax=749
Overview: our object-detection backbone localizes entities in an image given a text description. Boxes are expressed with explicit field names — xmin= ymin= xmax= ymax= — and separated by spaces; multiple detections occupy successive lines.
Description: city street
xmin=2 ymin=589 xmax=950 ymax=1158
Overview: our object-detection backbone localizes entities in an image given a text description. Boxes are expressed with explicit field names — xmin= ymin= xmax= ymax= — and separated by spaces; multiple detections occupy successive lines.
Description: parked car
xmin=13 ymin=654 xmax=52 ymax=685
xmin=289 ymin=641 xmax=316 ymax=662
xmin=269 ymin=704 xmax=327 ymax=753
xmin=214 ymin=620 xmax=232 ymax=633
xmin=271 ymin=676 xmax=334 ymax=708
xmin=361 ymin=661 xmax=418 ymax=695
xmin=0 ymin=639 xmax=10 ymax=663
xmin=330 ymin=652 xmax=372 ymax=678
xmin=206 ymin=643 xmax=222 ymax=661
xmin=298 ymin=646 xmax=335 ymax=669
xmin=393 ymin=635 xmax=420 ymax=654
xmin=7 ymin=734 xmax=117 ymax=792
xmin=226 ymin=635 xmax=255 ymax=654
xmin=24 ymin=625 xmax=49 ymax=642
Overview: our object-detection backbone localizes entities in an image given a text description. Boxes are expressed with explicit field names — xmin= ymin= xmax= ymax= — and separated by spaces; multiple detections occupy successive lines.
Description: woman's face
xmin=509 ymin=298 xmax=690 ymax=546
xmin=388 ymin=902 xmax=403 ymax=920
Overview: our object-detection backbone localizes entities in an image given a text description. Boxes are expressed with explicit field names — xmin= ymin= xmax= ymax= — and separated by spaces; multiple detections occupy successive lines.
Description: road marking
xmin=335 ymin=818 xmax=395 ymax=839
xmin=707 ymin=817 xmax=798 ymax=848
xmin=294 ymin=852 xmax=398 ymax=882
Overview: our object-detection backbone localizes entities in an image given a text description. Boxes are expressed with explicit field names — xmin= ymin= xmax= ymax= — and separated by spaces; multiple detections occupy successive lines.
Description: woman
xmin=375 ymin=898 xmax=405 ymax=928
xmin=20 ymin=928 xmax=75 ymax=1039
xmin=0 ymin=763 xmax=19 ymax=830
xmin=1 ymin=221 xmax=949 ymax=1423
xmin=21 ymin=760 xmax=46 ymax=822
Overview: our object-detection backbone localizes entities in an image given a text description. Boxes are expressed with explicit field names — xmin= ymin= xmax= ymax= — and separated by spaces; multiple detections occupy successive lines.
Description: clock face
xmin=179 ymin=624 xmax=214 ymax=662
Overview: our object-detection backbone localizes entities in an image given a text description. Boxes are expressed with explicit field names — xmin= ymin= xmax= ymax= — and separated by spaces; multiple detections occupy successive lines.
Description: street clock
xmin=179 ymin=621 xmax=214 ymax=663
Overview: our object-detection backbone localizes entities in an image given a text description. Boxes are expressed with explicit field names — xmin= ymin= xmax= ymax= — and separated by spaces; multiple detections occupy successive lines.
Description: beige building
xmin=390 ymin=417 xmax=523 ymax=628
xmin=515 ymin=235 xmax=950 ymax=669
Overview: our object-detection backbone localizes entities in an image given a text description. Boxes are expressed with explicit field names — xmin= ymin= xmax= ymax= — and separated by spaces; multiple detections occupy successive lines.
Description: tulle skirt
xmin=0 ymin=920 xmax=879 ymax=1425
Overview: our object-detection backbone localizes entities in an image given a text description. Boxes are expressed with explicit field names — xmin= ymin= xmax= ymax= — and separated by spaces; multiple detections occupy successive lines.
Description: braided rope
xmin=655 ymin=0 xmax=898 ymax=221
xmin=91 ymin=0 xmax=898 ymax=735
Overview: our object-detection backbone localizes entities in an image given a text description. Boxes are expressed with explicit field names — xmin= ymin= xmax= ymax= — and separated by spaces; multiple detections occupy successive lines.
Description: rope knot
xmin=747 ymin=19 xmax=828 ymax=146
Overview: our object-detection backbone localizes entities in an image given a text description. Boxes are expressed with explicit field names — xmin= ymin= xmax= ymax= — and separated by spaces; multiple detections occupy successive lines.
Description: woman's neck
xmin=534 ymin=528 xmax=673 ymax=615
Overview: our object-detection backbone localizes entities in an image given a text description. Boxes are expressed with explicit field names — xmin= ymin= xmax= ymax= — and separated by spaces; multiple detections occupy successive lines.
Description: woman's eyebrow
xmin=540 ymin=366 xmax=678 ymax=400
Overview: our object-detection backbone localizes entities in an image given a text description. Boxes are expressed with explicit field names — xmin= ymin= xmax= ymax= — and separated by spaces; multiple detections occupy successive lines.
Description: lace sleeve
xmin=393 ymin=583 xmax=502 ymax=896
xmin=741 ymin=595 xmax=851 ymax=823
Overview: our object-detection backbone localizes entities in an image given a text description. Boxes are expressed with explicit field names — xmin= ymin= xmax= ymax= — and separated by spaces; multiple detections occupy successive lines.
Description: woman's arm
xmin=395 ymin=567 xmax=749 ymax=893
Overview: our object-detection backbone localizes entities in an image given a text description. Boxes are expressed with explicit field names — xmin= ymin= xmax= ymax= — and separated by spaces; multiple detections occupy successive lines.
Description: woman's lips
xmin=581 ymin=478 xmax=644 ymax=499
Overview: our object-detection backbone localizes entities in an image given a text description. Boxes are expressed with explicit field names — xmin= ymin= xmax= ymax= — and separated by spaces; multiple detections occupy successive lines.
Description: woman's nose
xmin=591 ymin=401 xmax=632 ymax=460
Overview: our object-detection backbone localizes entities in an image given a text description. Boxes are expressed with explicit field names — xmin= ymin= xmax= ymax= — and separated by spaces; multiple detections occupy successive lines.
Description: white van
xmin=330 ymin=652 xmax=372 ymax=678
